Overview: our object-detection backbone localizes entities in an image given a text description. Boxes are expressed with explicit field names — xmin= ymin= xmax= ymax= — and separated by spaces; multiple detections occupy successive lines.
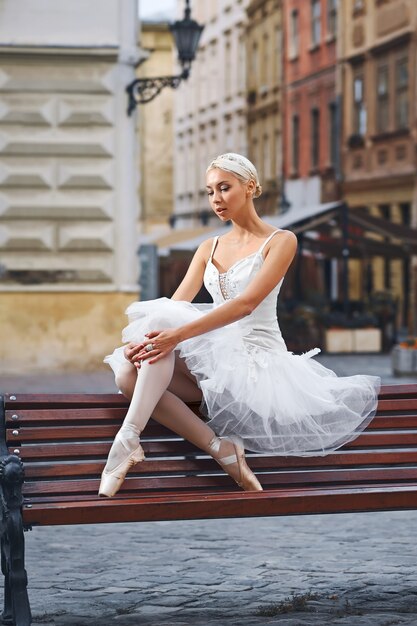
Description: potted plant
xmin=391 ymin=337 xmax=417 ymax=376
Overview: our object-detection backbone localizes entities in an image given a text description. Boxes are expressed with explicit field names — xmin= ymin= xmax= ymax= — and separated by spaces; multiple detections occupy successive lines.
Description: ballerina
xmin=99 ymin=152 xmax=381 ymax=497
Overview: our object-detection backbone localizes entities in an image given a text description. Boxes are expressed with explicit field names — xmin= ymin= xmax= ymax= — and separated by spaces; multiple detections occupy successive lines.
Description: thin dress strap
xmin=208 ymin=236 xmax=220 ymax=262
xmin=258 ymin=230 xmax=281 ymax=256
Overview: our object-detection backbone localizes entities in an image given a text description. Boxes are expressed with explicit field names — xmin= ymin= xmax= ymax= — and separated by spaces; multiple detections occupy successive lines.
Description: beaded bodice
xmin=218 ymin=271 xmax=231 ymax=300
xmin=203 ymin=231 xmax=287 ymax=352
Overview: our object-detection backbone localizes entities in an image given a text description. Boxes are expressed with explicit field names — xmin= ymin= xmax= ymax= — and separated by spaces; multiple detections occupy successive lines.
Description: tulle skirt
xmin=104 ymin=298 xmax=381 ymax=456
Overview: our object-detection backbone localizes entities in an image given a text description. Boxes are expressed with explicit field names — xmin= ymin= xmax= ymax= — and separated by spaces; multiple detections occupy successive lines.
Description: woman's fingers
xmin=125 ymin=342 xmax=146 ymax=363
xmin=129 ymin=330 xmax=176 ymax=365
xmin=134 ymin=344 xmax=171 ymax=363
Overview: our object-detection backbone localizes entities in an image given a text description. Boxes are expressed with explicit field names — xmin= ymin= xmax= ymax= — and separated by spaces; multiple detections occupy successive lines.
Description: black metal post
xmin=0 ymin=397 xmax=32 ymax=626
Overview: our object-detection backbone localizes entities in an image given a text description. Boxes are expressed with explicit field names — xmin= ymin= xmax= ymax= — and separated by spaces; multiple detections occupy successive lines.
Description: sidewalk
xmin=2 ymin=354 xmax=417 ymax=626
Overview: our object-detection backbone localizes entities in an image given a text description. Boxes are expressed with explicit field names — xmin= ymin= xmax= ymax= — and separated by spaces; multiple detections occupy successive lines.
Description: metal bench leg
xmin=0 ymin=455 xmax=31 ymax=626
xmin=1 ymin=532 xmax=13 ymax=624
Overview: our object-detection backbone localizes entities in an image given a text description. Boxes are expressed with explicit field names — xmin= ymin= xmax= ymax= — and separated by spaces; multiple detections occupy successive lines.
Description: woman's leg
xmin=114 ymin=354 xmax=215 ymax=452
xmin=110 ymin=355 xmax=262 ymax=492
xmin=101 ymin=353 xmax=176 ymax=481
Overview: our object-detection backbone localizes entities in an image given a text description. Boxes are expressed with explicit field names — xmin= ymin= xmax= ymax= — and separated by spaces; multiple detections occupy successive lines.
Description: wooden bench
xmin=1 ymin=383 xmax=417 ymax=626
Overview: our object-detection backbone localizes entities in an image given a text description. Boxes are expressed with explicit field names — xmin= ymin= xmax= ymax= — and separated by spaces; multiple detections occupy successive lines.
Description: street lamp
xmin=126 ymin=0 xmax=204 ymax=114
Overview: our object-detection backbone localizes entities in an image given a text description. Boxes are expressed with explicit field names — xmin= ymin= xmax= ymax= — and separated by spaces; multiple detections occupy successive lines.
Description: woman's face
xmin=205 ymin=168 xmax=252 ymax=221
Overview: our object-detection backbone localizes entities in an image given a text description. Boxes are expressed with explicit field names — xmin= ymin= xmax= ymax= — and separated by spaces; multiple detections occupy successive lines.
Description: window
xmin=290 ymin=9 xmax=299 ymax=57
xmin=400 ymin=202 xmax=411 ymax=227
xmin=209 ymin=41 xmax=218 ymax=105
xmin=311 ymin=0 xmax=321 ymax=47
xmin=275 ymin=27 xmax=282 ymax=83
xmin=251 ymin=42 xmax=258 ymax=77
xmin=292 ymin=115 xmax=300 ymax=173
xmin=376 ymin=64 xmax=389 ymax=133
xmin=262 ymin=33 xmax=269 ymax=86
xmin=395 ymin=57 xmax=409 ymax=129
xmin=327 ymin=0 xmax=338 ymax=37
xmin=329 ymin=101 xmax=338 ymax=167
xmin=353 ymin=74 xmax=366 ymax=135
xmin=198 ymin=49 xmax=205 ymax=107
xmin=263 ymin=134 xmax=271 ymax=179
xmin=311 ymin=108 xmax=320 ymax=169
xmin=254 ymin=139 xmax=262 ymax=177
xmin=225 ymin=124 xmax=232 ymax=151
xmin=224 ymin=37 xmax=232 ymax=97
xmin=275 ymin=130 xmax=281 ymax=175
xmin=238 ymin=33 xmax=245 ymax=93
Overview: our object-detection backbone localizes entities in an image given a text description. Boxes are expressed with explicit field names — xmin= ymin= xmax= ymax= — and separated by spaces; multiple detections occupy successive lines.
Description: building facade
xmin=173 ymin=0 xmax=250 ymax=228
xmin=341 ymin=0 xmax=417 ymax=329
xmin=283 ymin=0 xmax=339 ymax=208
xmin=138 ymin=20 xmax=174 ymax=235
xmin=246 ymin=0 xmax=284 ymax=215
xmin=0 ymin=0 xmax=141 ymax=373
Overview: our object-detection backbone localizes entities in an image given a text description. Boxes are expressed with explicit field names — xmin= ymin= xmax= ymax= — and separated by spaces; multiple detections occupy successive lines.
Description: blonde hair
xmin=206 ymin=153 xmax=262 ymax=198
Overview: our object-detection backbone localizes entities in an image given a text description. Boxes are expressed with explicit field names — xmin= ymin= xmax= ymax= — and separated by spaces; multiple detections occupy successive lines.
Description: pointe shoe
xmin=99 ymin=440 xmax=145 ymax=498
xmin=209 ymin=435 xmax=263 ymax=492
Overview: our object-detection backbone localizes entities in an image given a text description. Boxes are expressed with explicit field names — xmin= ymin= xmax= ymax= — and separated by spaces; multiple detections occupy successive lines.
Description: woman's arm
xmin=137 ymin=230 xmax=297 ymax=364
xmin=171 ymin=238 xmax=213 ymax=302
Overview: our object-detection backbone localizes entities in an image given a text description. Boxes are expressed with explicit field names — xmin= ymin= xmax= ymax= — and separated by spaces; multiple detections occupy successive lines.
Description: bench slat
xmin=21 ymin=479 xmax=417 ymax=506
xmin=6 ymin=406 xmax=202 ymax=424
xmin=6 ymin=422 xmax=193 ymax=442
xmin=367 ymin=416 xmax=417 ymax=429
xmin=377 ymin=385 xmax=417 ymax=398
xmin=377 ymin=398 xmax=417 ymax=411
xmin=4 ymin=384 xmax=416 ymax=410
xmin=10 ymin=440 xmax=203 ymax=460
xmin=6 ymin=408 xmax=127 ymax=423
xmin=7 ymin=413 xmax=417 ymax=435
xmin=21 ymin=449 xmax=417 ymax=479
xmin=9 ymin=428 xmax=417 ymax=448
xmin=7 ymin=425 xmax=134 ymax=442
xmin=21 ymin=465 xmax=417 ymax=497
xmin=4 ymin=394 xmax=129 ymax=409
xmin=21 ymin=482 xmax=417 ymax=526
xmin=11 ymin=435 xmax=417 ymax=465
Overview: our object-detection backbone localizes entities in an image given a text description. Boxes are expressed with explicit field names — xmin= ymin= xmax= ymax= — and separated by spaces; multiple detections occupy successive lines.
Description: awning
xmin=155 ymin=201 xmax=417 ymax=257
xmin=303 ymin=234 xmax=411 ymax=259
xmin=168 ymin=201 xmax=342 ymax=252
xmin=141 ymin=225 xmax=216 ymax=255
xmin=348 ymin=211 xmax=417 ymax=247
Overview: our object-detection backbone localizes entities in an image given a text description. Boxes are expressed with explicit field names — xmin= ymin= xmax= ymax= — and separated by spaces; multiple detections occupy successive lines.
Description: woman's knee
xmin=115 ymin=363 xmax=137 ymax=395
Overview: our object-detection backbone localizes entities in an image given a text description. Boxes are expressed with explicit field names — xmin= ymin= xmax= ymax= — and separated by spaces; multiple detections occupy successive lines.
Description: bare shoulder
xmin=195 ymin=237 xmax=216 ymax=262
xmin=277 ymin=229 xmax=297 ymax=244
xmin=265 ymin=229 xmax=298 ymax=258
xmin=271 ymin=229 xmax=297 ymax=248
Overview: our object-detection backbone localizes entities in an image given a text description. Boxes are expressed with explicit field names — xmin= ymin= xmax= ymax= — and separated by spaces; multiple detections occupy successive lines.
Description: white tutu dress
xmin=105 ymin=230 xmax=381 ymax=456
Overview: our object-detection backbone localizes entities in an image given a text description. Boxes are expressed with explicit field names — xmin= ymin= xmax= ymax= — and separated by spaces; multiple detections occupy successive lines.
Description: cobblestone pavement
xmin=2 ymin=354 xmax=417 ymax=625
xmin=27 ymin=513 xmax=417 ymax=626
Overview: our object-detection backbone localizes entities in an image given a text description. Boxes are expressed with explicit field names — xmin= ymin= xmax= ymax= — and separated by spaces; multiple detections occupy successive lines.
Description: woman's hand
xmin=132 ymin=329 xmax=181 ymax=366
xmin=123 ymin=342 xmax=144 ymax=367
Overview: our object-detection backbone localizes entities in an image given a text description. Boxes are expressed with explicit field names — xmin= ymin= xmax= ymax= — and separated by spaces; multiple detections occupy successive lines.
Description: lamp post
xmin=126 ymin=0 xmax=204 ymax=114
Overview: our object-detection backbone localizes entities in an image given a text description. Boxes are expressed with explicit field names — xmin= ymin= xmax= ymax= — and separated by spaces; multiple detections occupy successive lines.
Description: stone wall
xmin=0 ymin=0 xmax=142 ymax=373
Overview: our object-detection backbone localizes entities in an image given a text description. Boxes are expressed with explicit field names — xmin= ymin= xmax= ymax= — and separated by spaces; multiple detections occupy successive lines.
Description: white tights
xmin=104 ymin=352 xmax=236 ymax=473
